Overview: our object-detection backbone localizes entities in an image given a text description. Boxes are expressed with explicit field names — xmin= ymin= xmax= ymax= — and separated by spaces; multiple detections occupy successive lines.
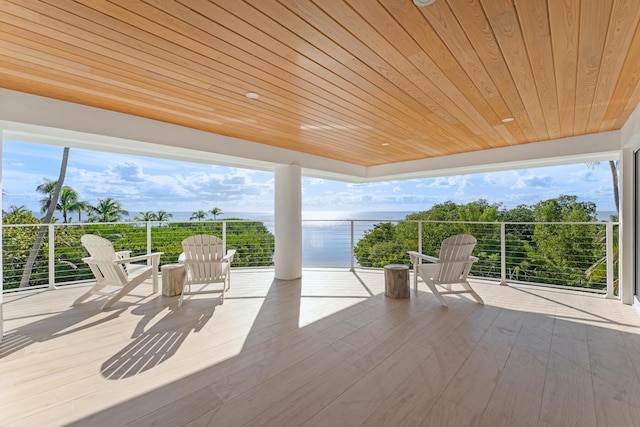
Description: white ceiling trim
xmin=0 ymin=89 xmax=624 ymax=183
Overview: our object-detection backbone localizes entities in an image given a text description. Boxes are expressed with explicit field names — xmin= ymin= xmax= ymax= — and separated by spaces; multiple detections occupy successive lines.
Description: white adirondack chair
xmin=179 ymin=234 xmax=236 ymax=307
xmin=73 ymin=234 xmax=162 ymax=310
xmin=407 ymin=234 xmax=484 ymax=307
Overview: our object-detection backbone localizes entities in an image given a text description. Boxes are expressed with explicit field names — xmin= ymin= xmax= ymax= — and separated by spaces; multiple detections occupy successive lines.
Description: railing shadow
xmin=0 ymin=294 xmax=127 ymax=359
xmin=351 ymin=270 xmax=376 ymax=296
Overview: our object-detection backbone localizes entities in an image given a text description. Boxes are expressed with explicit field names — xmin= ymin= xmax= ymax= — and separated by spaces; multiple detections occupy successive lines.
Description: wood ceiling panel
xmin=549 ymin=0 xmax=580 ymax=138
xmin=444 ymin=0 xmax=537 ymax=142
xmin=587 ymin=0 xmax=640 ymax=133
xmin=279 ymin=0 xmax=480 ymax=151
xmin=575 ymin=0 xmax=612 ymax=134
xmin=481 ymin=0 xmax=549 ymax=141
xmin=1 ymin=0 xmax=639 ymax=166
xmin=348 ymin=0 xmax=504 ymax=145
xmin=606 ymin=21 xmax=640 ymax=129
xmin=123 ymin=2 xmax=450 ymax=159
xmin=515 ymin=0 xmax=560 ymax=139
xmin=28 ymin=0 xmax=417 ymax=163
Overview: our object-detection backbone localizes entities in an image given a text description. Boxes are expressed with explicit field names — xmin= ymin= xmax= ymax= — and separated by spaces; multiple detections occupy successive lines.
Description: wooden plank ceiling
xmin=1 ymin=0 xmax=640 ymax=167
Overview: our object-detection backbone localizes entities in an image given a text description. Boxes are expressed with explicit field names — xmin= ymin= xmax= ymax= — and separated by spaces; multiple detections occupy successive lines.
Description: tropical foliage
xmin=2 ymin=217 xmax=275 ymax=290
xmin=3 ymin=178 xmax=275 ymax=289
xmin=190 ymin=210 xmax=208 ymax=221
xmin=2 ymin=175 xmax=615 ymax=293
xmin=210 ymin=207 xmax=223 ymax=219
xmin=354 ymin=196 xmax=610 ymax=290
xmin=90 ymin=197 xmax=129 ymax=222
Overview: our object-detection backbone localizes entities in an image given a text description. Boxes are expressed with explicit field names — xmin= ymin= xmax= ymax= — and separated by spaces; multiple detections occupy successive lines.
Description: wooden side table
xmin=161 ymin=263 xmax=186 ymax=297
xmin=384 ymin=264 xmax=410 ymax=299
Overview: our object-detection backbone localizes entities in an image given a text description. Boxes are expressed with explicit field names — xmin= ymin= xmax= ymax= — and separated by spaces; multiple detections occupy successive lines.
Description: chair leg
xmin=424 ymin=280 xmax=448 ymax=307
xmin=178 ymin=284 xmax=187 ymax=307
xmin=221 ymin=276 xmax=230 ymax=303
xmin=462 ymin=281 xmax=484 ymax=305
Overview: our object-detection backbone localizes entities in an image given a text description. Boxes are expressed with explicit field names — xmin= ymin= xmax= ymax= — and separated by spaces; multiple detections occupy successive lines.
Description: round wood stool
xmin=161 ymin=263 xmax=186 ymax=297
xmin=384 ymin=264 xmax=410 ymax=299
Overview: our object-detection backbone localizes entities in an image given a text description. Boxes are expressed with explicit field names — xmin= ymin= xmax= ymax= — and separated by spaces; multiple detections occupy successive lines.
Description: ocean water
xmin=168 ymin=211 xmax=412 ymax=267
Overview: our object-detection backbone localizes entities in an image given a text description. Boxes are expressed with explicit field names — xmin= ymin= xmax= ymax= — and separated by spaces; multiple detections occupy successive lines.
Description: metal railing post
xmin=418 ymin=221 xmax=423 ymax=255
xmin=146 ymin=222 xmax=152 ymax=264
xmin=222 ymin=221 xmax=227 ymax=252
xmin=500 ymin=222 xmax=507 ymax=285
xmin=606 ymin=222 xmax=615 ymax=298
xmin=48 ymin=224 xmax=56 ymax=289
xmin=350 ymin=220 xmax=354 ymax=271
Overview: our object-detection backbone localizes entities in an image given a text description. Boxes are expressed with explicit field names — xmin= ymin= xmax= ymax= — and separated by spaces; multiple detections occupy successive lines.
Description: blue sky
xmin=1 ymin=140 xmax=618 ymax=216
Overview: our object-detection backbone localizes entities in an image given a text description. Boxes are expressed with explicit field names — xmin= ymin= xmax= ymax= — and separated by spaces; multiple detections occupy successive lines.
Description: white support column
xmin=274 ymin=164 xmax=302 ymax=280
xmin=500 ymin=223 xmax=507 ymax=285
xmin=620 ymin=147 xmax=635 ymax=305
xmin=0 ymin=131 xmax=4 ymax=342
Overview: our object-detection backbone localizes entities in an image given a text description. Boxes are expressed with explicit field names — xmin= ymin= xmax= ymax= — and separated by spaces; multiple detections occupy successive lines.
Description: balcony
xmin=2 ymin=267 xmax=640 ymax=426
xmin=2 ymin=219 xmax=619 ymax=296
xmin=1 ymin=219 xmax=636 ymax=426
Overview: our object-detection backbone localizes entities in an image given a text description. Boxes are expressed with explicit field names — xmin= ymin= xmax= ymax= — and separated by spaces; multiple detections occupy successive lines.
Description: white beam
xmin=0 ymin=89 xmax=623 ymax=182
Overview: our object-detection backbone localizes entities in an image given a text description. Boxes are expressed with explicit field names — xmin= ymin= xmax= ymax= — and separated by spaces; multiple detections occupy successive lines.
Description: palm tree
xmin=210 ymin=207 xmax=224 ymax=219
xmin=7 ymin=204 xmax=29 ymax=216
xmin=21 ymin=147 xmax=69 ymax=288
xmin=5 ymin=205 xmax=30 ymax=222
xmin=588 ymin=161 xmax=619 ymax=215
xmin=156 ymin=210 xmax=173 ymax=221
xmin=72 ymin=200 xmax=92 ymax=222
xmin=92 ymin=197 xmax=129 ymax=222
xmin=134 ymin=211 xmax=158 ymax=221
xmin=190 ymin=210 xmax=208 ymax=221
xmin=57 ymin=186 xmax=79 ymax=223
xmin=608 ymin=160 xmax=620 ymax=215
xmin=36 ymin=178 xmax=58 ymax=214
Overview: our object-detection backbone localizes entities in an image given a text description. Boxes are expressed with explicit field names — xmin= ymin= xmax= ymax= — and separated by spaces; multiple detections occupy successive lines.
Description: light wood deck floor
xmin=2 ymin=268 xmax=640 ymax=427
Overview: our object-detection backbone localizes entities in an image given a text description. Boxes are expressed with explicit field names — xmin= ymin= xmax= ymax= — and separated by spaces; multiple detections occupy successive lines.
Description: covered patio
xmin=2 ymin=269 xmax=640 ymax=426
xmin=2 ymin=1 xmax=640 ymax=425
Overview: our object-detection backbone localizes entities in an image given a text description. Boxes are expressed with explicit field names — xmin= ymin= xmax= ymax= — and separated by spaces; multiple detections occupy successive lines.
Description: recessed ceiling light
xmin=245 ymin=92 xmax=259 ymax=99
xmin=501 ymin=117 xmax=515 ymax=123
xmin=413 ymin=0 xmax=436 ymax=6
xmin=381 ymin=142 xmax=390 ymax=146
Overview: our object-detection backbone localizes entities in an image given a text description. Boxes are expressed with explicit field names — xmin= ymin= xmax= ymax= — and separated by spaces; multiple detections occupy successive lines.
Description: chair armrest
xmin=81 ymin=257 xmax=116 ymax=267
xmin=115 ymin=250 xmax=132 ymax=259
xmin=470 ymin=255 xmax=479 ymax=262
xmin=122 ymin=252 xmax=163 ymax=264
xmin=407 ymin=251 xmax=439 ymax=264
xmin=223 ymin=249 xmax=236 ymax=263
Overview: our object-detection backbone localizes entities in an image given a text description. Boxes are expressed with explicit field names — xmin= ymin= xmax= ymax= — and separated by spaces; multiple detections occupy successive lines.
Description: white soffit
xmin=0 ymin=89 xmax=625 ymax=183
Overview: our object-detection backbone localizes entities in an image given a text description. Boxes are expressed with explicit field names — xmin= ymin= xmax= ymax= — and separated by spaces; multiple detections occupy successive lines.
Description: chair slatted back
xmin=435 ymin=234 xmax=477 ymax=284
xmin=81 ymin=234 xmax=128 ymax=286
xmin=181 ymin=234 xmax=227 ymax=284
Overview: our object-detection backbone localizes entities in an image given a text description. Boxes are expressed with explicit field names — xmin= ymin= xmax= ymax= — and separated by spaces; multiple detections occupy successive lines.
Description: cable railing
xmin=1 ymin=219 xmax=618 ymax=297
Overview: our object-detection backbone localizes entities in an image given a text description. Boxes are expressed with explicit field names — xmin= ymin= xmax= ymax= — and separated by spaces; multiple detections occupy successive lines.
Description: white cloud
xmin=428 ymin=175 xmax=470 ymax=188
xmin=512 ymin=175 xmax=553 ymax=189
xmin=108 ymin=162 xmax=145 ymax=182
xmin=1 ymin=142 xmax=620 ymax=215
